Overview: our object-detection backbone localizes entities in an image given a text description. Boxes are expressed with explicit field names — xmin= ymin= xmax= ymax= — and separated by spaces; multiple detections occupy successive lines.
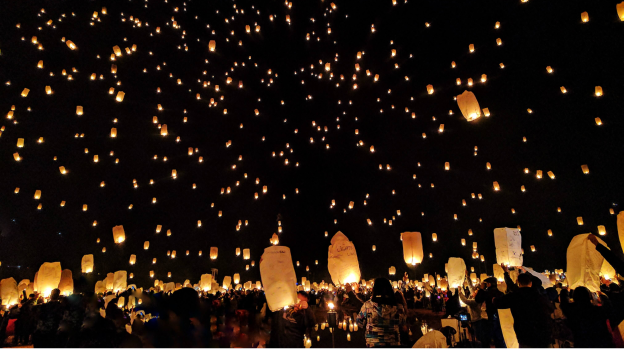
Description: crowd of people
xmin=1 ymin=233 xmax=623 ymax=348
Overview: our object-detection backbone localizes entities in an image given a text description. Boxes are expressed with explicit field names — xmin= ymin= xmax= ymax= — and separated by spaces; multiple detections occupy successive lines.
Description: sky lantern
xmin=260 ymin=245 xmax=298 ymax=311
xmin=270 ymin=233 xmax=279 ymax=245
xmin=37 ymin=262 xmax=62 ymax=297
xmin=81 ymin=255 xmax=94 ymax=273
xmin=401 ymin=232 xmax=423 ymax=265
xmin=327 ymin=231 xmax=361 ymax=285
xmin=618 ymin=2 xmax=624 ymax=20
xmin=456 ymin=90 xmax=481 ymax=121
xmin=567 ymin=234 xmax=606 ymax=292
xmin=426 ymin=85 xmax=434 ymax=94
xmin=469 ymin=44 xmax=474 ymax=53
xmin=112 ymin=225 xmax=126 ymax=243
xmin=110 ymin=128 xmax=117 ymax=138
xmin=209 ymin=40 xmax=216 ymax=52
xmin=116 ymin=91 xmax=125 ymax=102
xmin=447 ymin=257 xmax=465 ymax=288
xmin=581 ymin=12 xmax=589 ymax=22
xmin=595 ymin=86 xmax=603 ymax=97
xmin=113 ymin=46 xmax=122 ymax=56
xmin=66 ymin=40 xmax=77 ymax=50
xmin=494 ymin=228 xmax=522 ymax=266
xmin=389 ymin=266 xmax=396 ymax=275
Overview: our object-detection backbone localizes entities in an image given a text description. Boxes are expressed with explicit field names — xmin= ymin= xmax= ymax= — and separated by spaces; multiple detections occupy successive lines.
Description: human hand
xmin=588 ymin=234 xmax=598 ymax=246
xmin=501 ymin=264 xmax=508 ymax=273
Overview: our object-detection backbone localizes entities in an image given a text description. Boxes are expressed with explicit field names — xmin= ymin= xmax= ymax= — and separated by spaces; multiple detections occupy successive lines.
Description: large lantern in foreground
xmin=37 ymin=262 xmax=62 ymax=297
xmin=260 ymin=246 xmax=298 ymax=311
xmin=494 ymin=228 xmax=522 ymax=266
xmin=447 ymin=257 xmax=466 ymax=288
xmin=401 ymin=232 xmax=423 ymax=265
xmin=327 ymin=231 xmax=361 ymax=285
xmin=567 ymin=234 xmax=606 ymax=292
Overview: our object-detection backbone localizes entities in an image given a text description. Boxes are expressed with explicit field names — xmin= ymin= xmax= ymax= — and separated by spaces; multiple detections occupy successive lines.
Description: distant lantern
xmin=209 ymin=40 xmax=216 ymax=51
xmin=76 ymin=106 xmax=83 ymax=115
xmin=161 ymin=125 xmax=168 ymax=136
xmin=432 ymin=233 xmax=438 ymax=242
xmin=243 ymin=249 xmax=250 ymax=260
xmin=372 ymin=245 xmax=376 ymax=251
xmin=34 ymin=190 xmax=42 ymax=200
xmin=16 ymin=138 xmax=24 ymax=148
xmin=113 ymin=45 xmax=122 ymax=56
xmin=110 ymin=128 xmax=117 ymax=138
xmin=116 ymin=91 xmax=125 ymax=102
xmin=144 ymin=241 xmax=149 ymax=250
xmin=112 ymin=225 xmax=125 ymax=243
xmin=560 ymin=86 xmax=567 ymax=93
xmin=595 ymin=86 xmax=603 ymax=97
xmin=530 ymin=245 xmax=536 ymax=252
xmin=426 ymin=85 xmax=434 ymax=94
xmin=129 ymin=255 xmax=136 ymax=265
xmin=461 ymin=239 xmax=466 ymax=246
xmin=577 ymin=217 xmax=584 ymax=225
xmin=469 ymin=44 xmax=475 ymax=52
xmin=496 ymin=38 xmax=502 ymax=45
xmin=389 ymin=267 xmax=396 ymax=276
xmin=66 ymin=40 xmax=77 ymax=50
xmin=546 ymin=66 xmax=553 ymax=73
xmin=493 ymin=181 xmax=500 ymax=191
xmin=21 ymin=88 xmax=30 ymax=97
xmin=445 ymin=162 xmax=450 ymax=170
xmin=483 ymin=108 xmax=490 ymax=117
xmin=581 ymin=12 xmax=589 ymax=22
xmin=456 ymin=90 xmax=481 ymax=121
xmin=481 ymin=74 xmax=487 ymax=82
xmin=581 ymin=164 xmax=589 ymax=174
xmin=548 ymin=229 xmax=553 ymax=237
xmin=598 ymin=225 xmax=606 ymax=235
xmin=45 ymin=86 xmax=52 ymax=94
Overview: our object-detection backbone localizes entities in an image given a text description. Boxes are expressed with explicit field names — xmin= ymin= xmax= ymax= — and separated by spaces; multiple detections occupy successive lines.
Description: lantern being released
xmin=567 ymin=234 xmax=608 ymax=292
xmin=494 ymin=228 xmax=523 ymax=266
xmin=0 ymin=278 xmax=19 ymax=306
xmin=447 ymin=257 xmax=466 ymax=288
xmin=112 ymin=225 xmax=126 ymax=243
xmin=401 ymin=232 xmax=423 ymax=265
xmin=456 ymin=90 xmax=482 ymax=121
xmin=260 ymin=246 xmax=298 ymax=311
xmin=327 ymin=231 xmax=361 ymax=285
xmin=37 ymin=262 xmax=62 ymax=297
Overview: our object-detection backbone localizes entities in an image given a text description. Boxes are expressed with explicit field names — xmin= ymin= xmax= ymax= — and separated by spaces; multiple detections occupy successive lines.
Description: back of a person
xmin=508 ymin=287 xmax=552 ymax=347
xmin=358 ymin=300 xmax=402 ymax=347
xmin=565 ymin=303 xmax=614 ymax=348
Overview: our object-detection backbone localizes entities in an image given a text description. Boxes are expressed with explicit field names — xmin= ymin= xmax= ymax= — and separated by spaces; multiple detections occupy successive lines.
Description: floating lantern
xmin=581 ymin=12 xmax=589 ymax=22
xmin=112 ymin=225 xmax=126 ymax=243
xmin=456 ymin=90 xmax=481 ymax=121
xmin=116 ymin=91 xmax=125 ymax=102
xmin=209 ymin=40 xmax=216 ymax=51
xmin=401 ymin=232 xmax=423 ymax=265
xmin=426 ymin=85 xmax=434 ymax=94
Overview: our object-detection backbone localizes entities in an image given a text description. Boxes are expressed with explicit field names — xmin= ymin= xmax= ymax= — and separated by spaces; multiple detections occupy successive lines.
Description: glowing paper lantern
xmin=110 ymin=128 xmax=117 ymax=137
xmin=112 ymin=225 xmax=126 ymax=243
xmin=456 ymin=90 xmax=481 ymax=121
xmin=0 ymin=278 xmax=19 ymax=306
xmin=327 ymin=231 xmax=361 ymax=285
xmin=210 ymin=247 xmax=218 ymax=259
xmin=37 ymin=262 xmax=62 ymax=297
xmin=113 ymin=271 xmax=127 ymax=292
xmin=129 ymin=255 xmax=136 ymax=265
xmin=234 ymin=273 xmax=240 ymax=284
xmin=21 ymin=88 xmax=30 ymax=97
xmin=270 ymin=233 xmax=279 ymax=245
xmin=389 ymin=266 xmax=396 ymax=275
xmin=260 ymin=246 xmax=298 ymax=311
xmin=617 ymin=211 xmax=624 ymax=252
xmin=401 ymin=232 xmax=423 ymax=265
xmin=243 ymin=248 xmax=250 ymax=260
xmin=566 ymin=234 xmax=607 ymax=292
xmin=116 ymin=91 xmax=125 ymax=102
xmin=581 ymin=12 xmax=589 ymax=22
xmin=200 ymin=274 xmax=213 ymax=291
xmin=81 ymin=254 xmax=94 ymax=273
xmin=618 ymin=2 xmax=624 ymax=21
xmin=447 ymin=257 xmax=466 ymax=288
xmin=494 ymin=228 xmax=523 ymax=266
xmin=426 ymin=85 xmax=434 ymax=94
xmin=222 ymin=276 xmax=231 ymax=289
xmin=58 ymin=270 xmax=73 ymax=295
xmin=209 ymin=40 xmax=216 ymax=51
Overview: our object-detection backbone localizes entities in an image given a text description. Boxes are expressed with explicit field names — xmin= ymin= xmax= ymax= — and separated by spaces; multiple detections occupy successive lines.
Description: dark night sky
xmin=1 ymin=0 xmax=624 ymax=289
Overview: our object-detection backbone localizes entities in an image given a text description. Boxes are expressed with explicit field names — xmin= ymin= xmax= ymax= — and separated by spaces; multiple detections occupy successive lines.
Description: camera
xmin=455 ymin=309 xmax=471 ymax=328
